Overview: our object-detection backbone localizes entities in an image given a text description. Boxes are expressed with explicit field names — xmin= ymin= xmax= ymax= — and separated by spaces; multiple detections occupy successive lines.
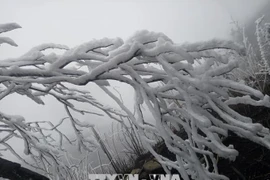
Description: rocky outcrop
xmin=0 ymin=157 xmax=49 ymax=180
xmin=129 ymin=105 xmax=270 ymax=179
xmin=129 ymin=141 xmax=177 ymax=179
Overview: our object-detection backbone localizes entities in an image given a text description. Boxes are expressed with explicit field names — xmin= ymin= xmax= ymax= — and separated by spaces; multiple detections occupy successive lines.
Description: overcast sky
xmin=0 ymin=0 xmax=268 ymax=162
xmin=0 ymin=0 xmax=268 ymax=59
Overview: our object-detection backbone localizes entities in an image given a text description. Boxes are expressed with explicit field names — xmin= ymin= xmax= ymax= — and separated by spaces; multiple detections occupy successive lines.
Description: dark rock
xmin=0 ymin=157 xmax=49 ymax=180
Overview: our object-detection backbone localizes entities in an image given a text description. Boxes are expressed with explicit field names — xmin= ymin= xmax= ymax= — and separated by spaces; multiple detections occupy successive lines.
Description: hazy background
xmin=0 ymin=0 xmax=268 ymax=166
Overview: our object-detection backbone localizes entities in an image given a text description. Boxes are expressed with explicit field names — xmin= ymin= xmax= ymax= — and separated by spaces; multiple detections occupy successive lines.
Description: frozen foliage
xmin=231 ymin=17 xmax=270 ymax=92
xmin=256 ymin=16 xmax=270 ymax=71
xmin=1 ymin=22 xmax=270 ymax=180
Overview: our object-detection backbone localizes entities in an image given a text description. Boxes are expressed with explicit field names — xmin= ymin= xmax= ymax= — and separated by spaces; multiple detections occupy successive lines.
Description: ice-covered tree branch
xmin=1 ymin=23 xmax=270 ymax=180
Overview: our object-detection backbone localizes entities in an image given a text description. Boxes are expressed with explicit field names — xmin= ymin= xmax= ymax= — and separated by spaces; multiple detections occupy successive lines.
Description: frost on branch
xmin=1 ymin=22 xmax=270 ymax=180
xmin=256 ymin=16 xmax=270 ymax=72
xmin=0 ymin=23 xmax=21 ymax=47
xmin=225 ymin=17 xmax=270 ymax=94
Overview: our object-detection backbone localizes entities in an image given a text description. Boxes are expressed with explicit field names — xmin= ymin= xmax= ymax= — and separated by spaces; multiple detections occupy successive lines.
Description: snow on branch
xmin=1 ymin=22 xmax=270 ymax=180
xmin=0 ymin=23 xmax=21 ymax=34
xmin=0 ymin=23 xmax=21 ymax=47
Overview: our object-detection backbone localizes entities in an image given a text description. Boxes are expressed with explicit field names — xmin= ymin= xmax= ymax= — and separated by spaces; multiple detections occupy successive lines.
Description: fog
xmin=0 ymin=0 xmax=268 ymax=165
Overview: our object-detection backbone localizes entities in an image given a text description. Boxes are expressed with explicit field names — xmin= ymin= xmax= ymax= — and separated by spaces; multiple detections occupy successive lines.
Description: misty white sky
xmin=0 ymin=0 xmax=267 ymax=59
xmin=0 ymin=0 xmax=268 ymax=162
